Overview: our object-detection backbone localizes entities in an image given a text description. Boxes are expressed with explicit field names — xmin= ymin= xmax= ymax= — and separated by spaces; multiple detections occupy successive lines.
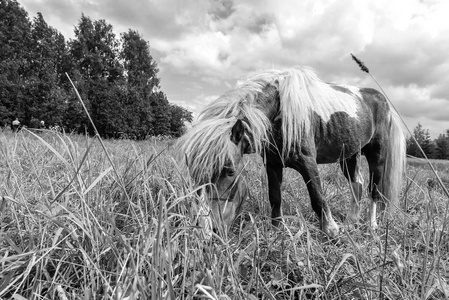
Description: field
xmin=1 ymin=130 xmax=449 ymax=299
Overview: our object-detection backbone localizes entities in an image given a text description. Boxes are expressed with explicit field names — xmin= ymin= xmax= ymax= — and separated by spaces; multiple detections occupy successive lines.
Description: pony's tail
xmin=381 ymin=110 xmax=406 ymax=210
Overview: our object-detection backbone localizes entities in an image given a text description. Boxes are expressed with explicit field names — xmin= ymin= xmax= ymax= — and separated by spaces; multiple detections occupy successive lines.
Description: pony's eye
xmin=227 ymin=169 xmax=235 ymax=177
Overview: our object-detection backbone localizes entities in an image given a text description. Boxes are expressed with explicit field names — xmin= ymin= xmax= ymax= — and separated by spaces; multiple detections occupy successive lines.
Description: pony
xmin=176 ymin=67 xmax=405 ymax=238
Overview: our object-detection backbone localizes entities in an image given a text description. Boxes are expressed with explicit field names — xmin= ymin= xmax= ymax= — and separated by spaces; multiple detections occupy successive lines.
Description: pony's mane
xmin=177 ymin=66 xmax=350 ymax=183
xmin=276 ymin=67 xmax=356 ymax=156
xmin=176 ymin=72 xmax=277 ymax=184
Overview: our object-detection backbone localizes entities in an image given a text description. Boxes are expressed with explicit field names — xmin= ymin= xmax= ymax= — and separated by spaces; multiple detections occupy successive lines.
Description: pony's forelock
xmin=176 ymin=118 xmax=239 ymax=184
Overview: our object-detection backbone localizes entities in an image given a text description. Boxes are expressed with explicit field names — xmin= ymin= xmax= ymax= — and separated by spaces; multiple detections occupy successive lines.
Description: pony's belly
xmin=316 ymin=142 xmax=363 ymax=164
xmin=314 ymin=111 xmax=373 ymax=163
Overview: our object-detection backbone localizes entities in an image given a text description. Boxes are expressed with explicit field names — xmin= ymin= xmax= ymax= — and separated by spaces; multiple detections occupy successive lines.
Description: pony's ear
xmin=231 ymin=119 xmax=245 ymax=144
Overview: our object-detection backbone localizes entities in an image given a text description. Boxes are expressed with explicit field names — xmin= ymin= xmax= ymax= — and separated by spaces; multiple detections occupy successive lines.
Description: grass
xmin=1 ymin=129 xmax=449 ymax=299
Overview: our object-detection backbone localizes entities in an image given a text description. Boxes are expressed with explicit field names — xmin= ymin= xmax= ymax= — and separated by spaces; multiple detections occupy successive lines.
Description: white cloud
xmin=18 ymin=0 xmax=449 ymax=136
xmin=155 ymin=30 xmax=231 ymax=75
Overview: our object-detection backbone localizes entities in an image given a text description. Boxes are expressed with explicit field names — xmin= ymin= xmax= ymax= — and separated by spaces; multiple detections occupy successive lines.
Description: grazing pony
xmin=176 ymin=67 xmax=405 ymax=237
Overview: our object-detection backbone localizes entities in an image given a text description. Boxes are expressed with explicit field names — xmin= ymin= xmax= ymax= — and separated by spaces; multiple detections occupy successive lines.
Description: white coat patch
xmin=312 ymin=85 xmax=360 ymax=122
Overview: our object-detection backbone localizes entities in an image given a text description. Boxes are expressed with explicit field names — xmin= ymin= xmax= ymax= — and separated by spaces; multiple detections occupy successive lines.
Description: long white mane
xmin=175 ymin=72 xmax=275 ymax=184
xmin=176 ymin=67 xmax=351 ymax=183
xmin=276 ymin=67 xmax=359 ymax=156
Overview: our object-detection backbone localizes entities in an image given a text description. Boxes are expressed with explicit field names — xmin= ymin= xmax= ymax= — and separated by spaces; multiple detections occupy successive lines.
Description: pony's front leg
xmin=290 ymin=157 xmax=340 ymax=238
xmin=266 ymin=163 xmax=283 ymax=226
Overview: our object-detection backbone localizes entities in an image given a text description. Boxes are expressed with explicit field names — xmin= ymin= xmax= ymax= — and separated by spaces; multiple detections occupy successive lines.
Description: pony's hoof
xmin=323 ymin=223 xmax=340 ymax=239
xmin=368 ymin=222 xmax=378 ymax=233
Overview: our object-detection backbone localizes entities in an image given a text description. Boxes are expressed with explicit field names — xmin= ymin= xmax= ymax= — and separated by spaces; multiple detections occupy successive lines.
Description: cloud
xmin=155 ymin=30 xmax=231 ymax=74
xmin=18 ymin=0 xmax=449 ymax=137
xmin=209 ymin=0 xmax=235 ymax=20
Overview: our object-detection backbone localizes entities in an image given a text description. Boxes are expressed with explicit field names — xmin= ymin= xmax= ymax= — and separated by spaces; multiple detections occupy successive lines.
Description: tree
xmin=121 ymin=29 xmax=159 ymax=91
xmin=421 ymin=128 xmax=435 ymax=158
xmin=169 ymin=104 xmax=193 ymax=137
xmin=0 ymin=3 xmax=70 ymax=128
xmin=407 ymin=123 xmax=422 ymax=157
xmin=406 ymin=123 xmax=435 ymax=158
xmin=434 ymin=132 xmax=449 ymax=159
xmin=22 ymin=12 xmax=68 ymax=126
xmin=0 ymin=0 xmax=32 ymax=125
xmin=70 ymin=15 xmax=122 ymax=82
xmin=119 ymin=29 xmax=186 ymax=138
xmin=149 ymin=91 xmax=171 ymax=136
xmin=68 ymin=15 xmax=124 ymax=135
xmin=120 ymin=29 xmax=160 ymax=138
xmin=0 ymin=3 xmax=193 ymax=138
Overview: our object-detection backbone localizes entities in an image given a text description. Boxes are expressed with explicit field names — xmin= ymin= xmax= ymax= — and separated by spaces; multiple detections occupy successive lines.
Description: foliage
xmin=0 ymin=0 xmax=32 ymax=124
xmin=0 ymin=0 xmax=191 ymax=138
xmin=121 ymin=29 xmax=160 ymax=91
xmin=169 ymin=104 xmax=193 ymax=137
xmin=25 ymin=12 xmax=68 ymax=126
xmin=406 ymin=122 xmax=449 ymax=160
xmin=434 ymin=131 xmax=449 ymax=160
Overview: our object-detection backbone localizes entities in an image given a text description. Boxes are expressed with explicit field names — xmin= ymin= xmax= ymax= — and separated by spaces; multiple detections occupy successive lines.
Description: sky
xmin=18 ymin=0 xmax=449 ymax=137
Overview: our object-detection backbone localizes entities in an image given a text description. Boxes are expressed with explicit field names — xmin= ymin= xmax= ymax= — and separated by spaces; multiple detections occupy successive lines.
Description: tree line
xmin=0 ymin=0 xmax=192 ymax=139
xmin=407 ymin=123 xmax=449 ymax=160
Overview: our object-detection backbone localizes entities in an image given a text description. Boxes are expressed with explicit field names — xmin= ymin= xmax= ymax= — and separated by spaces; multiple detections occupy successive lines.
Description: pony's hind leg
xmin=363 ymin=149 xmax=385 ymax=230
xmin=339 ymin=152 xmax=364 ymax=223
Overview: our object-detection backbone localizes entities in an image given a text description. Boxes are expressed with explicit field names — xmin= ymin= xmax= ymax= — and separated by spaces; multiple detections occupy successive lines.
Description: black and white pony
xmin=176 ymin=67 xmax=405 ymax=238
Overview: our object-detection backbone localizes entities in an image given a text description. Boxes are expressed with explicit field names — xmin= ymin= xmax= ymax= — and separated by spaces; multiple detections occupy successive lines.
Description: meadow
xmin=1 ymin=129 xmax=448 ymax=299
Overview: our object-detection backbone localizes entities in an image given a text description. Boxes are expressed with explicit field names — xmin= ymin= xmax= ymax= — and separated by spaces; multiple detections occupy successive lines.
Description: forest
xmin=406 ymin=122 xmax=449 ymax=160
xmin=0 ymin=0 xmax=192 ymax=139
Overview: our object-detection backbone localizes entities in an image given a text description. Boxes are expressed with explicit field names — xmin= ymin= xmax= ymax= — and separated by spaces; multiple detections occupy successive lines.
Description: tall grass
xmin=0 ymin=129 xmax=448 ymax=299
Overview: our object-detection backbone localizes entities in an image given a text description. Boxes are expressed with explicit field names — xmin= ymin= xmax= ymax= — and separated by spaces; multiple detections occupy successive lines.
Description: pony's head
xmin=178 ymin=118 xmax=252 ymax=232
xmin=206 ymin=119 xmax=249 ymax=231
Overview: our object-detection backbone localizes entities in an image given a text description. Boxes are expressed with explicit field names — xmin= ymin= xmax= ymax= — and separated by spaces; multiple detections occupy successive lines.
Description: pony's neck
xmin=255 ymin=84 xmax=279 ymax=121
